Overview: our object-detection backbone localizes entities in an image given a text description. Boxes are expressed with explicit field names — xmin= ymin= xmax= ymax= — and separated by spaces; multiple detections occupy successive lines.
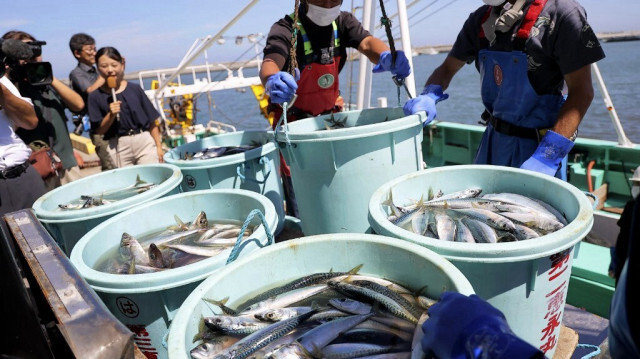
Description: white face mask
xmin=632 ymin=185 xmax=640 ymax=199
xmin=483 ymin=0 xmax=505 ymax=5
xmin=306 ymin=4 xmax=341 ymax=27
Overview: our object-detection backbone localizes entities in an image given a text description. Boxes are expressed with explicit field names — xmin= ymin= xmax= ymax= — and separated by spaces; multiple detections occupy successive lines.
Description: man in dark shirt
xmin=68 ymin=33 xmax=114 ymax=171
xmin=404 ymin=0 xmax=605 ymax=180
xmin=260 ymin=0 xmax=411 ymax=216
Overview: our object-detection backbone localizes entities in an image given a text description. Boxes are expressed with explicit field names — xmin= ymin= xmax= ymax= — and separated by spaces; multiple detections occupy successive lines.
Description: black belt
xmin=0 ymin=162 xmax=30 ymax=180
xmin=119 ymin=128 xmax=143 ymax=137
xmin=481 ymin=111 xmax=547 ymax=141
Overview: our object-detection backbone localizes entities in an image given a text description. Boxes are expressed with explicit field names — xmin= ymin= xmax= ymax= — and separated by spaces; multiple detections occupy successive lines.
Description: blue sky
xmin=1 ymin=0 xmax=638 ymax=79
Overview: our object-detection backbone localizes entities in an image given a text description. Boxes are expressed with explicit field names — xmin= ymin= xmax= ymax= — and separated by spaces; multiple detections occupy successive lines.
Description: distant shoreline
xmin=116 ymin=31 xmax=639 ymax=82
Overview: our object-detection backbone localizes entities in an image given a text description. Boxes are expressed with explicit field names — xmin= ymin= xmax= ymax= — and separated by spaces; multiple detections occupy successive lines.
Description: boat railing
xmin=592 ymin=62 xmax=635 ymax=148
xmin=206 ymin=120 xmax=237 ymax=133
xmin=135 ymin=0 xmax=263 ymax=133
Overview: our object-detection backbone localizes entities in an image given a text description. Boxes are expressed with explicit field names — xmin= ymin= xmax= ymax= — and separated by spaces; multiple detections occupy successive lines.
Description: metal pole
xmin=591 ymin=63 xmax=634 ymax=147
xmin=357 ymin=0 xmax=375 ymax=109
xmin=396 ymin=0 xmax=416 ymax=97
xmin=154 ymin=0 xmax=260 ymax=97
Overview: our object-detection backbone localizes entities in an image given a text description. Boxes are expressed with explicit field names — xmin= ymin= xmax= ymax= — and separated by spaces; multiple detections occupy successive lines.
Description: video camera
xmin=0 ymin=38 xmax=52 ymax=86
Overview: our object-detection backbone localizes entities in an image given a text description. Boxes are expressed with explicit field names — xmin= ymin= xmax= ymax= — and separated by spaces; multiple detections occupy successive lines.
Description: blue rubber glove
xmin=520 ymin=130 xmax=575 ymax=177
xmin=403 ymin=84 xmax=449 ymax=126
xmin=372 ymin=50 xmax=411 ymax=79
xmin=422 ymin=292 xmax=544 ymax=359
xmin=265 ymin=70 xmax=299 ymax=104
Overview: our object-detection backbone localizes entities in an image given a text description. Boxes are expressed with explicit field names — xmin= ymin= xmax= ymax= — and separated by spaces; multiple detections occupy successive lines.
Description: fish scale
xmin=328 ymin=280 xmax=420 ymax=324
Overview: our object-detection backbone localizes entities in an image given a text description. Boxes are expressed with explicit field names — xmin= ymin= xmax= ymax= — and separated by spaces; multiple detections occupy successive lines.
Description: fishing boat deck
xmin=70 ymin=150 xmax=615 ymax=359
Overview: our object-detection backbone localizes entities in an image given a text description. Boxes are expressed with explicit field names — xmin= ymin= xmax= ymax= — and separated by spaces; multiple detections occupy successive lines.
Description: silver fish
xmin=297 ymin=312 xmax=375 ymax=353
xmin=410 ymin=311 xmax=430 ymax=359
xmin=321 ymin=343 xmax=395 ymax=359
xmin=238 ymin=264 xmax=362 ymax=311
xmin=213 ymin=309 xmax=318 ymax=359
xmin=454 ymin=219 xmax=475 ymax=243
xmin=425 ymin=187 xmax=482 ymax=202
xmin=205 ymin=315 xmax=271 ymax=335
xmin=190 ymin=337 xmax=241 ymax=359
xmin=240 ymin=284 xmax=331 ymax=317
xmin=328 ymin=279 xmax=420 ymax=324
xmin=119 ymin=232 xmax=148 ymax=265
xmin=461 ymin=218 xmax=497 ymax=244
xmin=499 ymin=212 xmax=564 ymax=232
xmin=449 ymin=208 xmax=516 ymax=232
xmin=159 ymin=243 xmax=229 ymax=257
xmin=434 ymin=213 xmax=456 ymax=241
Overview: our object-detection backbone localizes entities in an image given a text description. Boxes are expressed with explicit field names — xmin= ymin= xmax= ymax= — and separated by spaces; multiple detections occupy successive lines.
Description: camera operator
xmin=0 ymin=40 xmax=46 ymax=217
xmin=2 ymin=30 xmax=84 ymax=191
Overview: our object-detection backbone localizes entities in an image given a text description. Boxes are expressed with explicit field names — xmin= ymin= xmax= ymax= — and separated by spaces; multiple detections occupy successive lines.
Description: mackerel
xmin=213 ymin=309 xmax=318 ymax=359
xmin=321 ymin=343 xmax=394 ymax=359
xmin=328 ymin=279 xmax=420 ymax=323
xmin=449 ymin=208 xmax=516 ymax=232
xmin=297 ymin=312 xmax=375 ymax=353
xmin=119 ymin=233 xmax=148 ymax=265
xmin=434 ymin=213 xmax=456 ymax=241
xmin=205 ymin=315 xmax=271 ymax=335
xmin=460 ymin=217 xmax=497 ymax=244
xmin=239 ymin=284 xmax=331 ymax=316
xmin=238 ymin=264 xmax=362 ymax=310
xmin=499 ymin=212 xmax=564 ymax=232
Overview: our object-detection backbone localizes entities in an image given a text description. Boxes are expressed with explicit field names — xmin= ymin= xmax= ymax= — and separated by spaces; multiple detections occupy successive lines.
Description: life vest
xmin=473 ymin=0 xmax=566 ymax=179
xmin=270 ymin=17 xmax=343 ymax=127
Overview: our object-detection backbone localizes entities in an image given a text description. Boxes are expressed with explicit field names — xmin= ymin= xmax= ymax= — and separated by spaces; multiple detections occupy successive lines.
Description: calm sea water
xmin=144 ymin=41 xmax=640 ymax=143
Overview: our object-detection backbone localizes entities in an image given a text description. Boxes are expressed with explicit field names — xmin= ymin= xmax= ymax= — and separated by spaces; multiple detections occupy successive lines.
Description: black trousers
xmin=0 ymin=165 xmax=47 ymax=218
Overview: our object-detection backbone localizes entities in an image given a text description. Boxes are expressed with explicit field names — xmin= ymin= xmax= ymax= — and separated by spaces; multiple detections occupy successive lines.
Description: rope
xmin=584 ymin=191 xmax=599 ymax=210
xmin=225 ymin=209 xmax=274 ymax=264
xmin=576 ymin=343 xmax=601 ymax=359
xmin=275 ymin=100 xmax=293 ymax=147
xmin=288 ymin=0 xmax=301 ymax=77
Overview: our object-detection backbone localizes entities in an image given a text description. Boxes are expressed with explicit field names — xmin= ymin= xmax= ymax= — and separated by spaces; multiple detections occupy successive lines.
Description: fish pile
xmin=181 ymin=144 xmax=260 ymax=161
xmin=95 ymin=211 xmax=254 ymax=274
xmin=58 ymin=175 xmax=157 ymax=210
xmin=191 ymin=265 xmax=435 ymax=359
xmin=384 ymin=188 xmax=568 ymax=243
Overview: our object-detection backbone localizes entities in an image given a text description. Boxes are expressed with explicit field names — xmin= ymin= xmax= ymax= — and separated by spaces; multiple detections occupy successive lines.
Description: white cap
xmin=631 ymin=167 xmax=640 ymax=182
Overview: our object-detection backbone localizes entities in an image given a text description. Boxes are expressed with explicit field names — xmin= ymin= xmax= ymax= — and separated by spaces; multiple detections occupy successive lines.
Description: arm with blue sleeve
xmin=422 ymin=292 xmax=545 ymax=359
xmin=403 ymin=55 xmax=464 ymax=126
xmin=520 ymin=65 xmax=595 ymax=176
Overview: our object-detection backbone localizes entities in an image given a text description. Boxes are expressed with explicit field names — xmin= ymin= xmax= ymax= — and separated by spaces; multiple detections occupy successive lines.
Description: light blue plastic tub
xmin=32 ymin=164 xmax=182 ymax=256
xmin=275 ymin=108 xmax=425 ymax=235
xmin=163 ymin=131 xmax=285 ymax=234
xmin=69 ymin=189 xmax=277 ymax=359
xmin=167 ymin=233 xmax=475 ymax=358
xmin=368 ymin=165 xmax=594 ymax=358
